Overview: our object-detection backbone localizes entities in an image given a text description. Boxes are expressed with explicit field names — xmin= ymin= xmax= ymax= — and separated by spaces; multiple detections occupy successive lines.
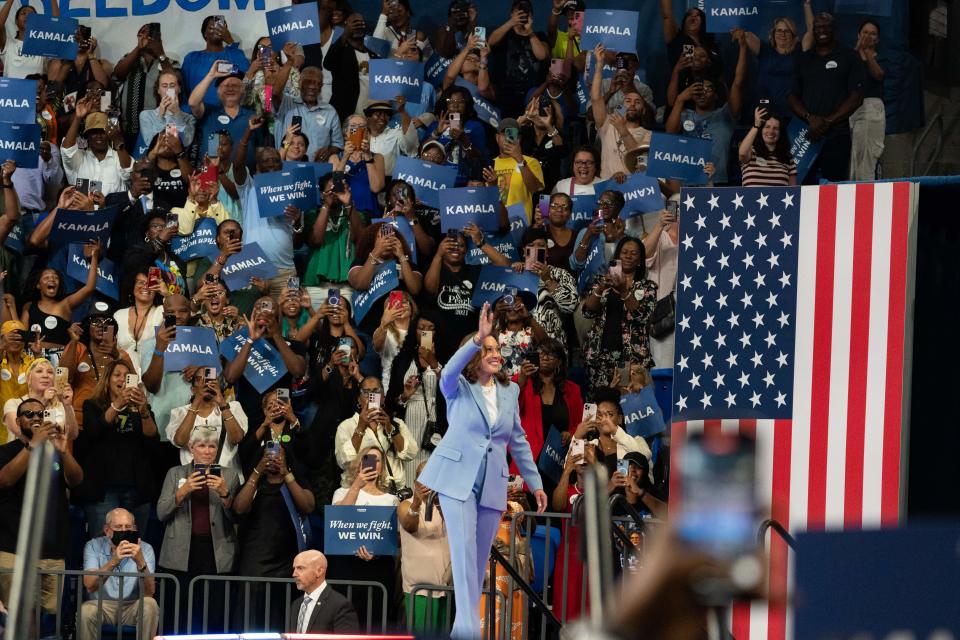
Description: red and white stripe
xmin=670 ymin=182 xmax=916 ymax=640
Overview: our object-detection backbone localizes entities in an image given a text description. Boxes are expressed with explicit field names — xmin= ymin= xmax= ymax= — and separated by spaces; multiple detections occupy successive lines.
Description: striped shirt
xmin=740 ymin=151 xmax=798 ymax=186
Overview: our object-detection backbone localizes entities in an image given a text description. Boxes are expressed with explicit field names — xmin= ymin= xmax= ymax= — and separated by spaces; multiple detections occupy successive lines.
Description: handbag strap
xmin=214 ymin=413 xmax=229 ymax=465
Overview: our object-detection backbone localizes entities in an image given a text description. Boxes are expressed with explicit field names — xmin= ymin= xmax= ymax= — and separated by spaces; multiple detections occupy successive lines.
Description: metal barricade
xmin=0 ymin=567 xmax=179 ymax=639
xmin=186 ymin=574 xmax=389 ymax=634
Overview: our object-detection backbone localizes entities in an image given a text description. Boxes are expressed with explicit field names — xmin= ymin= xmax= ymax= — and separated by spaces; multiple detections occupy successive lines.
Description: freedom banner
xmin=567 ymin=194 xmax=599 ymax=230
xmin=393 ymin=156 xmax=457 ymax=209
xmin=363 ymin=35 xmax=391 ymax=59
xmin=47 ymin=206 xmax=116 ymax=248
xmin=646 ymin=132 xmax=712 ymax=183
xmin=219 ymin=326 xmax=288 ymax=393
xmin=594 ymin=173 xmax=665 ymax=218
xmin=283 ymin=161 xmax=333 ymax=183
xmin=220 ymin=242 xmax=278 ymax=290
xmin=352 ymin=260 xmax=399 ymax=325
xmin=424 ymin=52 xmax=452 ymax=88
xmin=0 ymin=79 xmax=37 ymax=124
xmin=704 ymin=0 xmax=762 ymax=33
xmin=788 ymin=119 xmax=825 ymax=183
xmin=170 ymin=217 xmax=220 ymax=262
xmin=254 ymin=167 xmax=316 ymax=217
xmin=439 ymin=186 xmax=501 ymax=233
xmin=470 ymin=265 xmax=539 ymax=310
xmin=21 ymin=13 xmax=78 ymax=59
xmin=163 ymin=325 xmax=220 ymax=372
xmin=580 ymin=9 xmax=638 ymax=54
xmin=621 ymin=387 xmax=666 ymax=438
xmin=324 ymin=505 xmax=399 ymax=556
xmin=65 ymin=243 xmax=118 ymax=300
xmin=266 ymin=3 xmax=321 ymax=49
xmin=0 ymin=123 xmax=41 ymax=167
xmin=453 ymin=78 xmax=501 ymax=127
xmin=537 ymin=426 xmax=568 ymax=485
xmin=369 ymin=59 xmax=424 ymax=102
xmin=465 ymin=230 xmax=519 ymax=266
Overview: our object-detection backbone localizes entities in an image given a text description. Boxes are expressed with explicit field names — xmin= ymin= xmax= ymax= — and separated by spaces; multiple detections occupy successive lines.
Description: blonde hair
xmin=768 ymin=17 xmax=798 ymax=49
xmin=347 ymin=445 xmax=390 ymax=492
xmin=25 ymin=358 xmax=54 ymax=394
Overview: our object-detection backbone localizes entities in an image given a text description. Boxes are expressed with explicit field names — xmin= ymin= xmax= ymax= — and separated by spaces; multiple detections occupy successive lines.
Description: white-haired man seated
xmin=80 ymin=507 xmax=158 ymax=640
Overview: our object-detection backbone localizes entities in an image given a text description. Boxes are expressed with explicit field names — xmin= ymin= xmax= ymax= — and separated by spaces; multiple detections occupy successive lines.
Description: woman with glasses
xmin=742 ymin=5 xmax=814 ymax=117
xmin=60 ymin=310 xmax=136 ymax=426
xmin=75 ymin=358 xmax=158 ymax=535
xmin=193 ymin=280 xmax=241 ymax=343
xmin=552 ymin=147 xmax=601 ymax=197
xmin=123 ymin=212 xmax=190 ymax=298
xmin=570 ymin=190 xmax=630 ymax=273
xmin=541 ymin=193 xmax=577 ymax=275
xmin=581 ymin=237 xmax=658 ymax=396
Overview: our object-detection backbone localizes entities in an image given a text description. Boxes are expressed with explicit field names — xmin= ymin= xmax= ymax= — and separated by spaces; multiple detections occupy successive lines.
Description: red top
xmin=190 ymin=487 xmax=211 ymax=536
xmin=510 ymin=377 xmax=584 ymax=476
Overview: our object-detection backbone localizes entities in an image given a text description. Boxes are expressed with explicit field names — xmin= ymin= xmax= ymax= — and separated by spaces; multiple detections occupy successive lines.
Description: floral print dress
xmin=581 ymin=275 xmax=658 ymax=396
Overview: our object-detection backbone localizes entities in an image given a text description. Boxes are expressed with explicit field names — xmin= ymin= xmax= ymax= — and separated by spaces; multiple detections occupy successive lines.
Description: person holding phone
xmin=60 ymin=98 xmax=133 ymax=198
xmin=372 ymin=291 xmax=417 ymax=392
xmin=156 ymin=425 xmax=240 ymax=633
xmin=581 ymin=237 xmax=658 ymax=396
xmin=245 ymin=37 xmax=304 ymax=123
xmin=416 ymin=303 xmax=547 ymax=639
xmin=327 ymin=114 xmax=386 ymax=215
xmin=143 ymin=128 xmax=191 ymax=210
xmin=181 ymin=15 xmax=250 ymax=110
xmin=113 ymin=269 xmax=165 ymax=366
xmin=331 ymin=445 xmax=401 ymax=623
xmin=273 ymin=66 xmax=343 ymax=162
xmin=570 ymin=190 xmax=631 ymax=274
xmin=513 ymin=337 xmax=582 ymax=497
xmin=0 ymin=322 xmax=35 ymax=443
xmin=76 ymin=359 xmax=158 ymax=537
xmin=638 ymin=194 xmax=680 ymax=368
xmin=233 ymin=427 xmax=314 ymax=630
xmin=422 ymin=87 xmax=488 ymax=186
xmin=536 ymin=193 xmax=577 ymax=274
xmin=492 ymin=117 xmax=545 ymax=222
xmin=0 ymin=0 xmax=59 ymax=79
xmin=136 ymin=70 xmax=196 ymax=155
xmin=738 ymin=106 xmax=797 ymax=187
xmin=172 ymin=171 xmax=231 ymax=246
xmin=486 ymin=0 xmax=549 ymax=120
xmin=167 ymin=368 xmax=247 ymax=471
xmin=120 ymin=211 xmax=189 ymax=297
xmin=441 ymin=33 xmax=495 ymax=102
xmin=424 ymin=225 xmax=512 ymax=362
xmin=384 ymin=311 xmax=447 ymax=482
xmin=373 ymin=0 xmax=428 ymax=54
xmin=2 ymin=358 xmax=78 ymax=442
xmin=193 ymin=280 xmax=241 ymax=343
xmin=334 ymin=376 xmax=417 ymax=492
xmin=79 ymin=508 xmax=159 ymax=640
xmin=517 ymin=89 xmax=566 ymax=193
xmin=514 ymin=227 xmax=578 ymax=351
xmin=60 ymin=311 xmax=136 ymax=426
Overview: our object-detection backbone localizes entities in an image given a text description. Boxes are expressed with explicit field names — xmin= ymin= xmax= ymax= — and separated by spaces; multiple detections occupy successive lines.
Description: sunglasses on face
xmin=19 ymin=410 xmax=44 ymax=419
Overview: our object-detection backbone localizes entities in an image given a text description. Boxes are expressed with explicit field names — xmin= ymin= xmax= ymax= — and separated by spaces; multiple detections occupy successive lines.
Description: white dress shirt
xmin=298 ymin=581 xmax=327 ymax=632
xmin=60 ymin=145 xmax=133 ymax=196
xmin=334 ymin=413 xmax=419 ymax=488
xmin=369 ymin=125 xmax=418 ymax=176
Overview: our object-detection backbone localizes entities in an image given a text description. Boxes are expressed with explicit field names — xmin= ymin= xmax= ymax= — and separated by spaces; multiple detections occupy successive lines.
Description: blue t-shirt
xmin=680 ymin=104 xmax=734 ymax=185
xmin=757 ymin=43 xmax=800 ymax=117
xmin=181 ymin=46 xmax=251 ymax=109
xmin=422 ymin=118 xmax=488 ymax=185
xmin=197 ymin=105 xmax=259 ymax=169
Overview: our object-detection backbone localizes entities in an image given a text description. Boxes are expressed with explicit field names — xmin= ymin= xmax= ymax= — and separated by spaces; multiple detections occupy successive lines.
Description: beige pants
xmin=848 ymin=97 xmax=886 ymax=181
xmin=0 ymin=552 xmax=64 ymax=613
xmin=78 ymin=597 xmax=159 ymax=640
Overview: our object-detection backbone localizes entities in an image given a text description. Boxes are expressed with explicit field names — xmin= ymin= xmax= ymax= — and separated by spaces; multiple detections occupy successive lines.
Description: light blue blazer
xmin=418 ymin=340 xmax=544 ymax=510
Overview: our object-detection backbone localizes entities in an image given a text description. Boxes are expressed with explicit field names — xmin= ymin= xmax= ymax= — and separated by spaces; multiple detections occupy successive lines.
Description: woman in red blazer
xmin=511 ymin=338 xmax=584 ymax=476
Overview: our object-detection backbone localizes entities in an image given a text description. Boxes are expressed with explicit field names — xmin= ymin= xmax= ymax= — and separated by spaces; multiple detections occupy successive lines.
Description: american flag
xmin=669 ymin=182 xmax=918 ymax=639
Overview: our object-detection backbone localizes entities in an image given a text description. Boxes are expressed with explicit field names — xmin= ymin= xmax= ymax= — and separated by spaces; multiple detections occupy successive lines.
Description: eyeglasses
xmin=18 ymin=410 xmax=43 ymax=419
xmin=573 ymin=160 xmax=595 ymax=167
xmin=446 ymin=98 xmax=466 ymax=106
xmin=597 ymin=199 xmax=616 ymax=207
xmin=549 ymin=203 xmax=570 ymax=211
xmin=149 ymin=222 xmax=166 ymax=231
xmin=774 ymin=28 xmax=794 ymax=35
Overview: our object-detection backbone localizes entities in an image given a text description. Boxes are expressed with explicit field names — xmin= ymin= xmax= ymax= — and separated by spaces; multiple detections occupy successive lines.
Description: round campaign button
xmin=0 ymin=369 xmax=11 ymax=381
xmin=217 ymin=115 xmax=230 ymax=125
xmin=430 ymin=433 xmax=442 ymax=447
xmin=683 ymin=119 xmax=695 ymax=132
xmin=78 ymin=362 xmax=91 ymax=373
xmin=44 ymin=316 xmax=58 ymax=330
xmin=170 ymin=169 xmax=182 ymax=178
xmin=281 ymin=434 xmax=291 ymax=443
xmin=500 ymin=345 xmax=514 ymax=358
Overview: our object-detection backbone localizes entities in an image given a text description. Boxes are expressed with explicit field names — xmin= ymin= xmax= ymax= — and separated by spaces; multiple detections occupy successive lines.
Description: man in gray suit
xmin=290 ymin=550 xmax=359 ymax=633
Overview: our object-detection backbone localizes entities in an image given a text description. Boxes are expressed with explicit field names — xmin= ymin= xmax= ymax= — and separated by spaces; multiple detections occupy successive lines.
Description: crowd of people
xmin=0 ymin=0 xmax=889 ymax=636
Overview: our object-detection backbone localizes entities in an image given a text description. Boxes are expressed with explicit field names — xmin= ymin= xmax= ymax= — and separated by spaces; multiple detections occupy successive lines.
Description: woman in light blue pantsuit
xmin=418 ymin=302 xmax=548 ymax=639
